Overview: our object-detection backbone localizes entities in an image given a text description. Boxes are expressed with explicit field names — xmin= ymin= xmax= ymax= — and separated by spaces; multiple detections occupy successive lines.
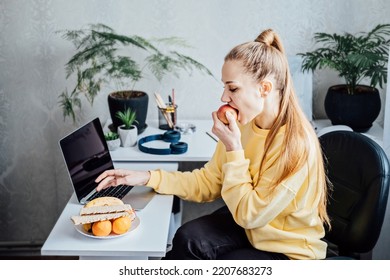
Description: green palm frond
xmin=298 ymin=24 xmax=390 ymax=94
xmin=58 ymin=90 xmax=81 ymax=123
xmin=172 ymin=52 xmax=215 ymax=77
xmin=153 ymin=36 xmax=191 ymax=48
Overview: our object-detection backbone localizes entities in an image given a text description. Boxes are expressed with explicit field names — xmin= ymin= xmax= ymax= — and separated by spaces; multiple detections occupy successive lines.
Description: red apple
xmin=217 ymin=104 xmax=238 ymax=124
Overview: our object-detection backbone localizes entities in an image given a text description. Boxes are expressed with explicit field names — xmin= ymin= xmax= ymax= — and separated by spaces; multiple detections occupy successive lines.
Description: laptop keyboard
xmin=89 ymin=185 xmax=133 ymax=200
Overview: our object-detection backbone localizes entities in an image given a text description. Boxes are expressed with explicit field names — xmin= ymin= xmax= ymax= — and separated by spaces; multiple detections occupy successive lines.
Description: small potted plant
xmin=104 ymin=131 xmax=120 ymax=151
xmin=298 ymin=24 xmax=390 ymax=132
xmin=116 ymin=107 xmax=138 ymax=147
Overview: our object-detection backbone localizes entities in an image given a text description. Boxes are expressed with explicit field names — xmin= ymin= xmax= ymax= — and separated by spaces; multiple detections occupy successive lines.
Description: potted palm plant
xmin=104 ymin=131 xmax=120 ymax=151
xmin=115 ymin=108 xmax=139 ymax=147
xmin=58 ymin=23 xmax=214 ymax=133
xmin=298 ymin=24 xmax=390 ymax=132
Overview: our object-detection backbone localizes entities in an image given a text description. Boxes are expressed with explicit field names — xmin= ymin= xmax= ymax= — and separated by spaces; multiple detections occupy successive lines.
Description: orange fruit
xmin=92 ymin=220 xmax=112 ymax=236
xmin=83 ymin=223 xmax=92 ymax=233
xmin=112 ymin=216 xmax=132 ymax=235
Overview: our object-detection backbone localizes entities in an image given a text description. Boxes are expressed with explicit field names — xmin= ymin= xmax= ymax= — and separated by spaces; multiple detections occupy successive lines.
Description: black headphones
xmin=138 ymin=130 xmax=188 ymax=155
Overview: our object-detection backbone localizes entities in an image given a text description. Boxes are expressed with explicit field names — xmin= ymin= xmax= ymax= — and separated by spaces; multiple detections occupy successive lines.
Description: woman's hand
xmin=211 ymin=111 xmax=242 ymax=151
xmin=95 ymin=169 xmax=151 ymax=191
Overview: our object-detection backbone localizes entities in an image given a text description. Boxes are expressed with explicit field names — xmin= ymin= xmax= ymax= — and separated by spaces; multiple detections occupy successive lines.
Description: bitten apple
xmin=217 ymin=104 xmax=238 ymax=124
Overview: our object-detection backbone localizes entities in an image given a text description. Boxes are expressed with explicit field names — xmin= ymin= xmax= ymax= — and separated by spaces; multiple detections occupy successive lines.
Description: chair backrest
xmin=319 ymin=131 xmax=390 ymax=257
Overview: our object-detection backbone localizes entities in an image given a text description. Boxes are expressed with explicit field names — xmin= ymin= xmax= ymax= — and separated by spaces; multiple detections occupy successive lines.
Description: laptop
xmin=59 ymin=117 xmax=155 ymax=210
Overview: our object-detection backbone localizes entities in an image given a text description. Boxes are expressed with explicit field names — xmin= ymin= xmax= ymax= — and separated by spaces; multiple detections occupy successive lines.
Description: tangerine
xmin=83 ymin=223 xmax=92 ymax=233
xmin=112 ymin=216 xmax=132 ymax=235
xmin=92 ymin=220 xmax=112 ymax=236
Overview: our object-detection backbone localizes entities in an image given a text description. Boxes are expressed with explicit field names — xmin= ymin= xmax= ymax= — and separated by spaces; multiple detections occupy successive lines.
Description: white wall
xmin=1 ymin=0 xmax=390 ymax=258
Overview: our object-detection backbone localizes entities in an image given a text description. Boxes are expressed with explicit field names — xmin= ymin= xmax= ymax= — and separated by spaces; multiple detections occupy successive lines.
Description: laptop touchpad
xmin=122 ymin=186 xmax=156 ymax=210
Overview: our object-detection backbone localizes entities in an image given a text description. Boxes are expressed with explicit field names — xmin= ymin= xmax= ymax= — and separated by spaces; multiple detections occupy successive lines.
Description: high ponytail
xmin=225 ymin=29 xmax=330 ymax=228
xmin=254 ymin=29 xmax=285 ymax=54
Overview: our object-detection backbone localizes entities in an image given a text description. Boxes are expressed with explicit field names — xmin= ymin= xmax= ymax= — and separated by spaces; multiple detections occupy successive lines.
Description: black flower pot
xmin=324 ymin=85 xmax=381 ymax=132
xmin=108 ymin=90 xmax=149 ymax=134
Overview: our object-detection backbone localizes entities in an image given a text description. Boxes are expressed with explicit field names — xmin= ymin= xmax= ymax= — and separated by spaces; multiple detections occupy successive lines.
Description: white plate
xmin=74 ymin=216 xmax=140 ymax=239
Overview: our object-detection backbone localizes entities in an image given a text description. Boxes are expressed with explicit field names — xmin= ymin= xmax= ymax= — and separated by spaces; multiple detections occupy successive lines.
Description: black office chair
xmin=319 ymin=130 xmax=390 ymax=259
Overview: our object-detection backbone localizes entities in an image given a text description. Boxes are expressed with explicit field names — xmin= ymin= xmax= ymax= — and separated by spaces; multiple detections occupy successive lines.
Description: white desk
xmin=41 ymin=120 xmax=217 ymax=260
xmin=41 ymin=192 xmax=173 ymax=260
xmin=109 ymin=120 xmax=216 ymax=163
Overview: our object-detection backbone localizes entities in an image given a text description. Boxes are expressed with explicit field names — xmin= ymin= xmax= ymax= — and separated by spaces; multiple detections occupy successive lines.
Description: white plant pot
xmin=106 ymin=138 xmax=120 ymax=151
xmin=118 ymin=125 xmax=138 ymax=147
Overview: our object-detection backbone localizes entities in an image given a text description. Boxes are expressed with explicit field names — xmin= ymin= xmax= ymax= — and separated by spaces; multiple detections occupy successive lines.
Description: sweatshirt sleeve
xmin=146 ymin=141 xmax=226 ymax=202
xmin=221 ymin=149 xmax=310 ymax=229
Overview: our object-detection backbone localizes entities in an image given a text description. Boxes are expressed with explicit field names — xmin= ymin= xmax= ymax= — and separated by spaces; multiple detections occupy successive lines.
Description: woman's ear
xmin=260 ymin=80 xmax=273 ymax=96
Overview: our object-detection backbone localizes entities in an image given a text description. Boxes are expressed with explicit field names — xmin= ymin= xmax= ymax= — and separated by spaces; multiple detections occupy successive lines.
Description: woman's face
xmin=221 ymin=60 xmax=263 ymax=125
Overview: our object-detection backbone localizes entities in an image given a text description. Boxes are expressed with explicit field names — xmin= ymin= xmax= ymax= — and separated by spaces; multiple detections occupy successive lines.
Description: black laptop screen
xmin=59 ymin=118 xmax=114 ymax=201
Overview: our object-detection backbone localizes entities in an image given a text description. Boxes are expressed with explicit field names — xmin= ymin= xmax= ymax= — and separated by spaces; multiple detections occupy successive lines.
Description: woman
xmin=95 ymin=29 xmax=330 ymax=260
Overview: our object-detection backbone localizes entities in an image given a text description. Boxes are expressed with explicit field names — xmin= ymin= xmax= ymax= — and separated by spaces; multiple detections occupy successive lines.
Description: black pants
xmin=163 ymin=206 xmax=289 ymax=260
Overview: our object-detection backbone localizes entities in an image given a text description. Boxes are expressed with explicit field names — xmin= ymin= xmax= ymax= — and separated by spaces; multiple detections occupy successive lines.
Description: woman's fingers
xmin=95 ymin=175 xmax=115 ymax=191
xmin=211 ymin=111 xmax=242 ymax=151
xmin=95 ymin=169 xmax=128 ymax=191
xmin=95 ymin=169 xmax=127 ymax=182
xmin=95 ymin=169 xmax=115 ymax=183
xmin=94 ymin=169 xmax=150 ymax=191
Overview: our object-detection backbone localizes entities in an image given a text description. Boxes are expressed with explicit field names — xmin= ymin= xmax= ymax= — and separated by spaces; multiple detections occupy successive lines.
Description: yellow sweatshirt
xmin=147 ymin=120 xmax=327 ymax=260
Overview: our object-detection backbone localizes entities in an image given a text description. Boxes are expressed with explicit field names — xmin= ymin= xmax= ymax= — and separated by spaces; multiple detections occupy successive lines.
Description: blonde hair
xmin=225 ymin=29 xmax=330 ymax=227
